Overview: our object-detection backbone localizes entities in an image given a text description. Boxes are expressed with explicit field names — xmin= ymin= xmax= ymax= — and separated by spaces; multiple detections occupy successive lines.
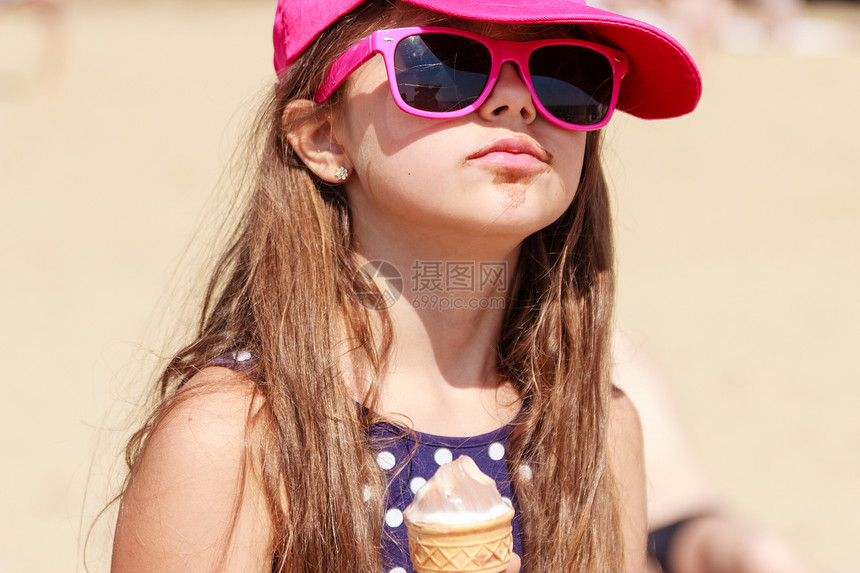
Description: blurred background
xmin=1 ymin=0 xmax=858 ymax=571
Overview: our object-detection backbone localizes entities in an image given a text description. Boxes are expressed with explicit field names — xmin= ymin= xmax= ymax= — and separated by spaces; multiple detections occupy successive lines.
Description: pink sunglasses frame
xmin=314 ymin=26 xmax=629 ymax=131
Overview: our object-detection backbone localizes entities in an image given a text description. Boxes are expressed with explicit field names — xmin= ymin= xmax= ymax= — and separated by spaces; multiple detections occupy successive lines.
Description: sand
xmin=1 ymin=1 xmax=858 ymax=571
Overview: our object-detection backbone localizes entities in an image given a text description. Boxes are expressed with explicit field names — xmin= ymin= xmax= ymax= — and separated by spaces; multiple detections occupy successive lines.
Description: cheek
xmin=547 ymin=133 xmax=588 ymax=218
xmin=342 ymin=102 xmax=463 ymax=187
xmin=559 ymin=133 xmax=588 ymax=188
xmin=333 ymin=57 xmax=391 ymax=155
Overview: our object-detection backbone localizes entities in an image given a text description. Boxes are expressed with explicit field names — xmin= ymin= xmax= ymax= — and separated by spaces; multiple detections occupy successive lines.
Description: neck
xmin=348 ymin=230 xmax=523 ymax=435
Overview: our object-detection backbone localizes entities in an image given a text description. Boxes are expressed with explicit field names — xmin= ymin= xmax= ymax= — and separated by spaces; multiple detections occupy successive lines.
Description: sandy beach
xmin=1 ymin=1 xmax=858 ymax=571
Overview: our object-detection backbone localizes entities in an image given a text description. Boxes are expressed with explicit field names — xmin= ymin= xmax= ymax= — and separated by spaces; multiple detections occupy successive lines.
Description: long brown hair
xmin=120 ymin=1 xmax=622 ymax=571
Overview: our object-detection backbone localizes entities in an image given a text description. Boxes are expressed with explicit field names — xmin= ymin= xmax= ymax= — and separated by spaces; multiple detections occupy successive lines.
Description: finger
xmin=503 ymin=553 xmax=521 ymax=573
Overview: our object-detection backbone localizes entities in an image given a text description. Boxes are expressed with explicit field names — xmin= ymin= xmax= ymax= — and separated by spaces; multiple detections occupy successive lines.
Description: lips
xmin=466 ymin=136 xmax=552 ymax=171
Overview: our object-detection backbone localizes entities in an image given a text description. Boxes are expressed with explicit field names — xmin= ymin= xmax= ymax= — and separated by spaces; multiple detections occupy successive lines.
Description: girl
xmin=110 ymin=1 xmax=701 ymax=571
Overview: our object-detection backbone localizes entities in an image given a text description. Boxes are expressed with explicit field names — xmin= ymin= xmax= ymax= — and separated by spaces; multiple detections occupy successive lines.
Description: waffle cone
xmin=405 ymin=507 xmax=515 ymax=573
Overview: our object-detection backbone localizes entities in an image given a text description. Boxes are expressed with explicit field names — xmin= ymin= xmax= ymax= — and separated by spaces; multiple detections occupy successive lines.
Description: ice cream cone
xmin=406 ymin=507 xmax=515 ymax=573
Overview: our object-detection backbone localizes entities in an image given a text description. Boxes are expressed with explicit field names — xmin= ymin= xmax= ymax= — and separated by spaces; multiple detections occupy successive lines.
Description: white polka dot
xmin=389 ymin=568 xmax=408 ymax=573
xmin=410 ymin=477 xmax=427 ymax=494
xmin=518 ymin=464 xmax=533 ymax=480
xmin=385 ymin=508 xmax=404 ymax=528
xmin=434 ymin=448 xmax=453 ymax=466
xmin=363 ymin=485 xmax=373 ymax=502
xmin=234 ymin=350 xmax=252 ymax=362
xmin=376 ymin=451 xmax=396 ymax=470
xmin=488 ymin=441 xmax=505 ymax=461
xmin=501 ymin=496 xmax=512 ymax=508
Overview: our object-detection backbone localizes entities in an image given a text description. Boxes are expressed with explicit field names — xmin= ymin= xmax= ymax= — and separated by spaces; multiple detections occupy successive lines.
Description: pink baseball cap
xmin=273 ymin=0 xmax=702 ymax=120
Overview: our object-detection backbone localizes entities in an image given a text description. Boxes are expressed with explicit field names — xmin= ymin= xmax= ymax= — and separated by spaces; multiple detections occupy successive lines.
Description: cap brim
xmin=400 ymin=0 xmax=702 ymax=120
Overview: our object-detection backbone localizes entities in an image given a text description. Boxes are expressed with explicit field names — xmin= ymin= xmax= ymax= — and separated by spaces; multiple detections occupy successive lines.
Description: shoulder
xmin=141 ymin=367 xmax=264 ymax=471
xmin=609 ymin=388 xmax=648 ymax=572
xmin=112 ymin=367 xmax=273 ymax=572
xmin=608 ymin=388 xmax=645 ymax=483
xmin=608 ymin=388 xmax=645 ymax=477
xmin=610 ymin=387 xmax=643 ymax=439
xmin=166 ymin=365 xmax=262 ymax=428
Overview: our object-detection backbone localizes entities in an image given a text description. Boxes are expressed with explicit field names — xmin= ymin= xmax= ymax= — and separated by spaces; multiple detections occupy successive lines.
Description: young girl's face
xmin=331 ymin=10 xmax=589 ymax=251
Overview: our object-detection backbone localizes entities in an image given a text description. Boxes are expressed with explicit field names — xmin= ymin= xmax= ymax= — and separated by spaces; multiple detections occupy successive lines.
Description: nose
xmin=477 ymin=62 xmax=538 ymax=126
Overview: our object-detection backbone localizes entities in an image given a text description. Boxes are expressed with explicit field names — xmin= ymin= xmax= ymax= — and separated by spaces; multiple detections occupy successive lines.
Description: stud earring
xmin=334 ymin=166 xmax=349 ymax=182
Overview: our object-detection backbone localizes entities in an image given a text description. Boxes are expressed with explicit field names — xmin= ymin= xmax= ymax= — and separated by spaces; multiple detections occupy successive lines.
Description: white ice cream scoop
xmin=404 ymin=455 xmax=512 ymax=525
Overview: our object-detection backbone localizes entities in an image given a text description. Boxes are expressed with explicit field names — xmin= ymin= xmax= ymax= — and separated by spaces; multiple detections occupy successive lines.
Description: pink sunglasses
xmin=315 ymin=26 xmax=629 ymax=130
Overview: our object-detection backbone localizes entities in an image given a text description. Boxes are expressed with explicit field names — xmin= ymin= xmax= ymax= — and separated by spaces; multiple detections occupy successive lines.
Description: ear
xmin=283 ymin=100 xmax=350 ymax=184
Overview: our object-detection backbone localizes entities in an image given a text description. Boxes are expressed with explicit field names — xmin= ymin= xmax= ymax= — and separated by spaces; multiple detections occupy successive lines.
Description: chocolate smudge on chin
xmin=497 ymin=182 xmax=527 ymax=208
xmin=493 ymin=168 xmax=547 ymax=208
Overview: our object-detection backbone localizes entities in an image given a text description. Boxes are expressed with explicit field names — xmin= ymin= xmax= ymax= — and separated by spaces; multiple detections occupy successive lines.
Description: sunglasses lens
xmin=394 ymin=34 xmax=492 ymax=113
xmin=529 ymin=45 xmax=615 ymax=126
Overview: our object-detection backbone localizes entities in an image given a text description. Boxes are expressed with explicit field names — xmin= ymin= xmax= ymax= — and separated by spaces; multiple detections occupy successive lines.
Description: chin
xmin=482 ymin=194 xmax=571 ymax=233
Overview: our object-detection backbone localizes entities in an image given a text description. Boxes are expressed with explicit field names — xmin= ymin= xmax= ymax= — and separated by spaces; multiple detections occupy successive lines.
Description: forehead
xmin=384 ymin=1 xmax=580 ymax=40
